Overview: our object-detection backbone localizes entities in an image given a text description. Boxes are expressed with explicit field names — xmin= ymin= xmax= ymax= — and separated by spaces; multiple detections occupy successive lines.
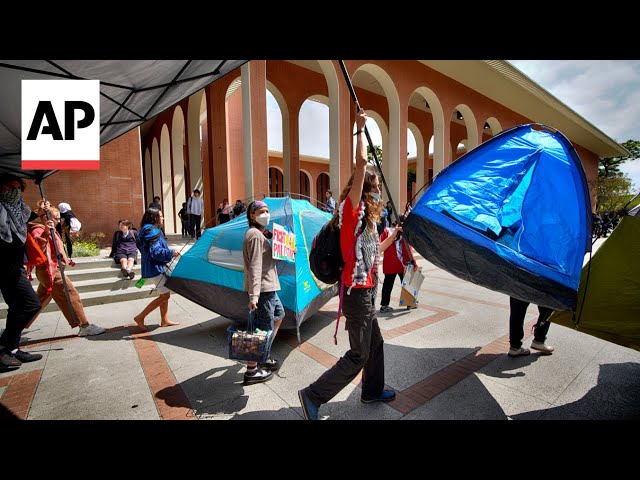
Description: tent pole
xmin=337 ymin=60 xmax=400 ymax=224
xmin=37 ymin=179 xmax=79 ymax=328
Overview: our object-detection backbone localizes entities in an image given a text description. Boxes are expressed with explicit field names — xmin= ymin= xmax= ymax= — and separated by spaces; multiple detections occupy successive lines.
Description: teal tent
xmin=166 ymin=196 xmax=337 ymax=334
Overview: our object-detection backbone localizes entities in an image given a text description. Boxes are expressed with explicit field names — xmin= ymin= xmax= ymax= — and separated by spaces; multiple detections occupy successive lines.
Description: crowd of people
xmin=0 ymin=105 xmax=559 ymax=420
xmin=0 ymin=175 xmax=107 ymax=373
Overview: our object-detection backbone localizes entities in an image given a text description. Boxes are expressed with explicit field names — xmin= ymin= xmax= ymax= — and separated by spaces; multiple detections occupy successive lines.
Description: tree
xmin=599 ymin=140 xmax=640 ymax=178
xmin=594 ymin=175 xmax=633 ymax=212
xmin=367 ymin=144 xmax=382 ymax=166
xmin=407 ymin=166 xmax=416 ymax=190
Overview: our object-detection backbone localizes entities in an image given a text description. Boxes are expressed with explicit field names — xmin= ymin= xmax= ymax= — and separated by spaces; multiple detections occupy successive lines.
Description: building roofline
xmin=420 ymin=60 xmax=628 ymax=158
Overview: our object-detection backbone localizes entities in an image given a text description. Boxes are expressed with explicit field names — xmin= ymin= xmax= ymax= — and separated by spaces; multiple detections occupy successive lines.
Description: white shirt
xmin=188 ymin=196 xmax=204 ymax=215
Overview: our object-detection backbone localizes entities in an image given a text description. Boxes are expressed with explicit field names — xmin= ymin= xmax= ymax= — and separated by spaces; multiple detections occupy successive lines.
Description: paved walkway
xmin=2 ymin=237 xmax=638 ymax=420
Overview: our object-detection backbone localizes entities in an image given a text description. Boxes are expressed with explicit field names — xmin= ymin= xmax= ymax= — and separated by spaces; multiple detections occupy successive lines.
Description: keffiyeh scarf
xmin=338 ymin=199 xmax=380 ymax=297
xmin=0 ymin=188 xmax=31 ymax=244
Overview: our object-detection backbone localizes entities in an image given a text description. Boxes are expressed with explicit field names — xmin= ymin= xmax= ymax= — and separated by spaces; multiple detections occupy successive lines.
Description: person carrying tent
xmin=240 ymin=200 xmax=293 ymax=385
xmin=133 ymin=208 xmax=180 ymax=330
xmin=507 ymin=297 xmax=555 ymax=357
xmin=298 ymin=107 xmax=396 ymax=421
xmin=25 ymin=202 xmax=106 ymax=337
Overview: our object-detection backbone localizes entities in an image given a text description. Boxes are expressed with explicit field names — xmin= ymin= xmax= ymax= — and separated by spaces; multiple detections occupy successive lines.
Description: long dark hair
xmin=329 ymin=165 xmax=382 ymax=230
xmin=140 ymin=208 xmax=162 ymax=228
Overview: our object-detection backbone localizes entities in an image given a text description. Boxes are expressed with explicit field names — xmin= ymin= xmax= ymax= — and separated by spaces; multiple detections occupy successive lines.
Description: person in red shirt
xmin=379 ymin=215 xmax=418 ymax=313
xmin=298 ymin=106 xmax=396 ymax=420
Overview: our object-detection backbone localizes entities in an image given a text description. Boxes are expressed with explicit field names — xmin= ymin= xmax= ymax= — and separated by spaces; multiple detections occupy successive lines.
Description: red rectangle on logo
xmin=22 ymin=160 xmax=100 ymax=170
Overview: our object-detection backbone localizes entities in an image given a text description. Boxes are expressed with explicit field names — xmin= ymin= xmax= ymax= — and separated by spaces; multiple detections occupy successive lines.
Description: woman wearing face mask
xmin=298 ymin=106 xmax=396 ymax=420
xmin=241 ymin=200 xmax=286 ymax=385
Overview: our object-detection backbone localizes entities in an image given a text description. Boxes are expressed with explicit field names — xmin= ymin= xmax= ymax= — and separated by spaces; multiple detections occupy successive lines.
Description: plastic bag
xmin=69 ymin=217 xmax=81 ymax=233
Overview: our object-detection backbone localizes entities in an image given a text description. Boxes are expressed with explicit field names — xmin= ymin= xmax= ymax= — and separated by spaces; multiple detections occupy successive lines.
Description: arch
xmin=452 ymin=104 xmax=479 ymax=152
xmin=408 ymin=122 xmax=425 ymax=196
xmin=408 ymin=86 xmax=446 ymax=176
xmin=171 ymin=106 xmax=186 ymax=229
xmin=353 ymin=64 xmax=401 ymax=204
xmin=298 ymin=95 xmax=331 ymax=156
xmin=299 ymin=169 xmax=311 ymax=200
xmin=187 ymin=89 xmax=205 ymax=194
xmin=482 ymin=116 xmax=503 ymax=141
xmin=268 ymin=166 xmax=284 ymax=197
xmin=316 ymin=172 xmax=330 ymax=205
xmin=354 ymin=111 xmax=389 ymax=200
xmin=316 ymin=61 xmax=341 ymax=194
xmin=267 ymin=81 xmax=290 ymax=191
xmin=160 ymin=124 xmax=175 ymax=233
xmin=144 ymin=147 xmax=152 ymax=207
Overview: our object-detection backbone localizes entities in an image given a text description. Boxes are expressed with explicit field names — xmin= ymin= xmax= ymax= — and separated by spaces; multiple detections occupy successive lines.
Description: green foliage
xmin=71 ymin=231 xmax=107 ymax=257
xmin=72 ymin=241 xmax=100 ymax=257
xmin=599 ymin=140 xmax=640 ymax=178
xmin=367 ymin=145 xmax=382 ymax=165
xmin=407 ymin=166 xmax=416 ymax=190
xmin=76 ymin=231 xmax=108 ymax=247
xmin=595 ymin=175 xmax=633 ymax=212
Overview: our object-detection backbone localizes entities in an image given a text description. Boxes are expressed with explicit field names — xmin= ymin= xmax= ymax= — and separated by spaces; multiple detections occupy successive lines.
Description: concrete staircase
xmin=0 ymin=255 xmax=161 ymax=318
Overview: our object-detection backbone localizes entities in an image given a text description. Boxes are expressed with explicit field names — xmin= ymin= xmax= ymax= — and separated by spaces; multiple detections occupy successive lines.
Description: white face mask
xmin=369 ymin=192 xmax=381 ymax=203
xmin=256 ymin=212 xmax=270 ymax=227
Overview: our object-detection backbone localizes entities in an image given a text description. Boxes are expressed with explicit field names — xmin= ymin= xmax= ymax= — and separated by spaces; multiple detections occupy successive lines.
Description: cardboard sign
xmin=399 ymin=264 xmax=425 ymax=308
xmin=272 ymin=222 xmax=296 ymax=262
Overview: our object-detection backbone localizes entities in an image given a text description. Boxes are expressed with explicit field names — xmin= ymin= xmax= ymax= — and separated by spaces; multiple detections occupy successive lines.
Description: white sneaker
xmin=531 ymin=340 xmax=554 ymax=354
xmin=78 ymin=324 xmax=106 ymax=336
xmin=508 ymin=347 xmax=530 ymax=357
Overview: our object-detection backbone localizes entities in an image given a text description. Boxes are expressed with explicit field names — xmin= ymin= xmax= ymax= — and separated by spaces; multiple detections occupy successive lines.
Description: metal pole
xmin=338 ymin=60 xmax=400 ymax=225
xmin=37 ymin=179 xmax=79 ymax=328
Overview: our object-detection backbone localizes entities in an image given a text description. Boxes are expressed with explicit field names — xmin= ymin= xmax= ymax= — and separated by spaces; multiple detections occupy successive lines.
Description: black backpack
xmin=309 ymin=221 xmax=343 ymax=284
xmin=310 ymin=220 xmax=365 ymax=284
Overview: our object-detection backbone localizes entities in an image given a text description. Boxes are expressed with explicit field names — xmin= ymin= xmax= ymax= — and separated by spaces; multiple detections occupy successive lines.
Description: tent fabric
xmin=403 ymin=124 xmax=592 ymax=311
xmin=165 ymin=196 xmax=337 ymax=332
xmin=0 ymin=60 xmax=247 ymax=180
xmin=550 ymin=215 xmax=640 ymax=351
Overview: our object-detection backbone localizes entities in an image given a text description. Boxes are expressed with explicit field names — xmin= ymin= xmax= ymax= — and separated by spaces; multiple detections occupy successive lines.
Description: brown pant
xmin=28 ymin=268 xmax=87 ymax=328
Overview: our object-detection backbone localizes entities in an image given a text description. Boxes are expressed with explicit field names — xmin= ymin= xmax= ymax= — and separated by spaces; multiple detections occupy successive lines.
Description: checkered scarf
xmin=0 ymin=189 xmax=31 ymax=244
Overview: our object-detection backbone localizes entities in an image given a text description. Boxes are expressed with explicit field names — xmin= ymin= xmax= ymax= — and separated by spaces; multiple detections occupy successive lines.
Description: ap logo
xmin=22 ymin=79 xmax=100 ymax=170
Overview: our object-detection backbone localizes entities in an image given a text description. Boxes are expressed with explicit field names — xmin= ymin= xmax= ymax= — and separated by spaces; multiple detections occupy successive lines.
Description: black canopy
xmin=0 ymin=60 xmax=248 ymax=181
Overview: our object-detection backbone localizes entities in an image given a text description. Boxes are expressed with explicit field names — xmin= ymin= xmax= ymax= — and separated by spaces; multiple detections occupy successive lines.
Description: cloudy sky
xmin=266 ymin=60 xmax=640 ymax=189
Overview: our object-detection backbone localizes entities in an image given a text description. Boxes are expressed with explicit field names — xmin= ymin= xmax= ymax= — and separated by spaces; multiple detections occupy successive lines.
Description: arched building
xmin=25 ymin=60 xmax=626 ymax=236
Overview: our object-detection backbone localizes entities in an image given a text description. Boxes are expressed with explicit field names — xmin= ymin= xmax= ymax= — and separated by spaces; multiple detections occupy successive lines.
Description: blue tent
xmin=403 ymin=124 xmax=592 ymax=311
xmin=165 ymin=196 xmax=337 ymax=333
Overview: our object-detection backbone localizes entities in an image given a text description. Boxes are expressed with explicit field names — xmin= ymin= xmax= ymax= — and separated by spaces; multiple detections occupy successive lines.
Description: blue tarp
xmin=403 ymin=124 xmax=592 ymax=311
xmin=165 ymin=196 xmax=336 ymax=332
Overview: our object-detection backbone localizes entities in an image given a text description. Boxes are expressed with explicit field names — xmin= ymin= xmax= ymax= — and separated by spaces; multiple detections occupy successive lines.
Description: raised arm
xmin=348 ymin=107 xmax=369 ymax=208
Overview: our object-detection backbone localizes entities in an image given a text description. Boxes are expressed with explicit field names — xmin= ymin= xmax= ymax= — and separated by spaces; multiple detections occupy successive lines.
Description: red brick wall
xmin=23 ymin=129 xmax=143 ymax=240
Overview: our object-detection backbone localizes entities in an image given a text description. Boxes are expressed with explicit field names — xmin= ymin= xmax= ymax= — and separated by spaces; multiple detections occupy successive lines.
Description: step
xmin=64 ymin=256 xmax=141 ymax=270
xmin=64 ymin=265 xmax=142 ymax=282
xmin=66 ymin=276 xmax=144 ymax=294
xmin=0 ymin=284 xmax=161 ymax=317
